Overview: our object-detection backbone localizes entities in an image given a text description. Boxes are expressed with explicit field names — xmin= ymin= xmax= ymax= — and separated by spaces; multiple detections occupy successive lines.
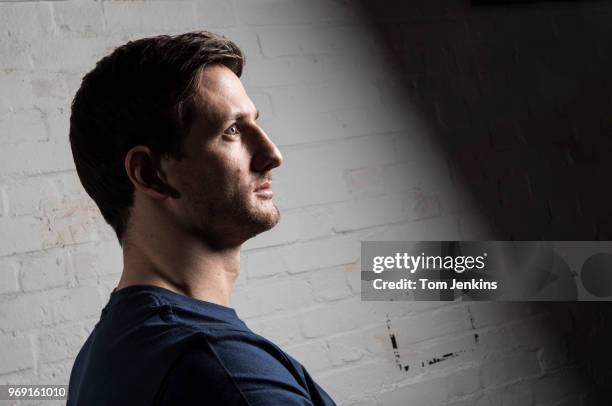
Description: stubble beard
xmin=232 ymin=194 xmax=280 ymax=236
xmin=189 ymin=187 xmax=280 ymax=248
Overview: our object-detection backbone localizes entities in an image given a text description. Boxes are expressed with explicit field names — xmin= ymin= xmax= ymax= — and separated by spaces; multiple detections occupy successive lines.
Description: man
xmin=67 ymin=31 xmax=336 ymax=405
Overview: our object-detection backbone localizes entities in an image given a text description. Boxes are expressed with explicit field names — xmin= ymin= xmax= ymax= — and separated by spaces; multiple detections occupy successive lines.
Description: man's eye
xmin=224 ymin=124 xmax=240 ymax=136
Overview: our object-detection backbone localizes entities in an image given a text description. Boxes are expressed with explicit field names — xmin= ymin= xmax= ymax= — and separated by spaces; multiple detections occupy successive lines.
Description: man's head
xmin=70 ymin=31 xmax=283 ymax=249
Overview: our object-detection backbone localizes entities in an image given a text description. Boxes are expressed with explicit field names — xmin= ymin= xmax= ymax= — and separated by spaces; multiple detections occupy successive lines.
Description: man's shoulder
xmin=167 ymin=325 xmax=300 ymax=377
xmin=154 ymin=330 xmax=323 ymax=405
xmin=154 ymin=341 xmax=249 ymax=405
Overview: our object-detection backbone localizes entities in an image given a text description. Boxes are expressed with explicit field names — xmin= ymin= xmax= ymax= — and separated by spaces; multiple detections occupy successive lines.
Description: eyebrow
xmin=231 ymin=109 xmax=259 ymax=121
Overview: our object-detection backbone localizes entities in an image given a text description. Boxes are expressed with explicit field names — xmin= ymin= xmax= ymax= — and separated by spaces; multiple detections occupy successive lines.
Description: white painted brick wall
xmin=0 ymin=333 xmax=34 ymax=375
xmin=0 ymin=1 xmax=606 ymax=405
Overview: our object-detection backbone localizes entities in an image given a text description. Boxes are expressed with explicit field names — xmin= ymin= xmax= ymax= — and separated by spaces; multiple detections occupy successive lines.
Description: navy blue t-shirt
xmin=67 ymin=284 xmax=336 ymax=405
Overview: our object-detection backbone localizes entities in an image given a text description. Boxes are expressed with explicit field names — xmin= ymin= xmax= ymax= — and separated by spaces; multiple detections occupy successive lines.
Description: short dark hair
xmin=69 ymin=31 xmax=244 ymax=246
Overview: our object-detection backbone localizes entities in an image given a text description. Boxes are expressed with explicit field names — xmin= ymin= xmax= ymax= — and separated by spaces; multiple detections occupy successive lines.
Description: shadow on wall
xmin=355 ymin=0 xmax=612 ymax=240
xmin=354 ymin=0 xmax=612 ymax=402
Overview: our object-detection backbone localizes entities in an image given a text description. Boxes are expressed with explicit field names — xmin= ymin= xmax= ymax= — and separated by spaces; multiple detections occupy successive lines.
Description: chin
xmin=248 ymin=204 xmax=280 ymax=233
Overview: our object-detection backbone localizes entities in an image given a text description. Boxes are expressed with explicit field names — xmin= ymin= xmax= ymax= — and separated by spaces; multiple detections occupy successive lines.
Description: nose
xmin=250 ymin=125 xmax=283 ymax=173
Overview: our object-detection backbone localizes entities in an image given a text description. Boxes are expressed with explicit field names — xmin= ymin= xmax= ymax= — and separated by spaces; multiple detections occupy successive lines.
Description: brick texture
xmin=0 ymin=1 xmax=611 ymax=405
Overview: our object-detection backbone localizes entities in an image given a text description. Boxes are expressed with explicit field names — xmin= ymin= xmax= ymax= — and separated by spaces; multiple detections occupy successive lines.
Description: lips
xmin=254 ymin=181 xmax=271 ymax=192
xmin=254 ymin=180 xmax=273 ymax=199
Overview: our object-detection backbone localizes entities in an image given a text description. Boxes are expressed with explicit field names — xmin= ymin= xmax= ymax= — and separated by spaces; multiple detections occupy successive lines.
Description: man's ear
xmin=124 ymin=146 xmax=177 ymax=200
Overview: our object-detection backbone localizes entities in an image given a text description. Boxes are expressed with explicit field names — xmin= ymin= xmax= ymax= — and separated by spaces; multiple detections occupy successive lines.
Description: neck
xmin=117 ymin=205 xmax=242 ymax=308
xmin=117 ymin=247 xmax=240 ymax=307
xmin=118 ymin=243 xmax=240 ymax=307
